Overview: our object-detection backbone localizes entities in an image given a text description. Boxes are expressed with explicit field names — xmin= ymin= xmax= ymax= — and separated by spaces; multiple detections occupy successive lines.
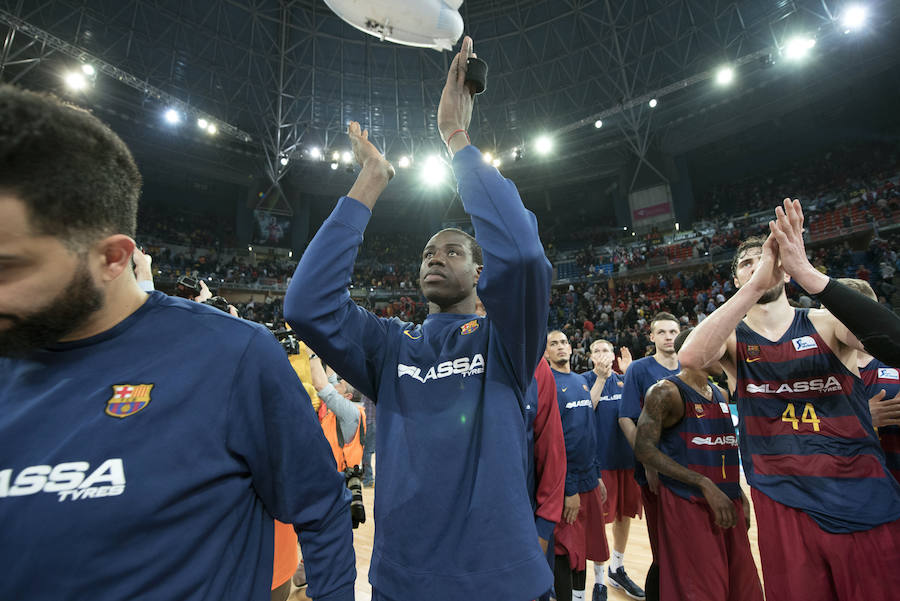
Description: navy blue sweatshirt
xmin=551 ymin=369 xmax=600 ymax=496
xmin=285 ymin=145 xmax=554 ymax=601
xmin=0 ymin=292 xmax=355 ymax=601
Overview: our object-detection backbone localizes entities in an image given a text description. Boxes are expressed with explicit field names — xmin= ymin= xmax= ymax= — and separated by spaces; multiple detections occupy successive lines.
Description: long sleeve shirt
xmin=285 ymin=145 xmax=553 ymax=601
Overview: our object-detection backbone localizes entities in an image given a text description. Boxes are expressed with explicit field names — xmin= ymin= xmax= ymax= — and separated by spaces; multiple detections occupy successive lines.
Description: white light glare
xmin=648 ymin=98 xmax=658 ymax=108
xmin=492 ymin=158 xmax=501 ymax=168
xmin=841 ymin=6 xmax=868 ymax=32
xmin=207 ymin=124 xmax=218 ymax=135
xmin=398 ymin=156 xmax=411 ymax=169
xmin=279 ymin=156 xmax=289 ymax=166
xmin=483 ymin=152 xmax=493 ymax=163
xmin=715 ymin=66 xmax=734 ymax=86
xmin=164 ymin=108 xmax=181 ymax=124
xmin=309 ymin=147 xmax=321 ymax=159
xmin=64 ymin=71 xmax=88 ymax=90
xmin=534 ymin=136 xmax=553 ymax=155
xmin=81 ymin=64 xmax=95 ymax=76
xmin=594 ymin=119 xmax=603 ymax=128
xmin=784 ymin=36 xmax=816 ymax=61
xmin=197 ymin=118 xmax=209 ymax=129
xmin=330 ymin=162 xmax=339 ymax=170
xmin=332 ymin=151 xmax=341 ymax=161
xmin=341 ymin=151 xmax=353 ymax=164
xmin=421 ymin=155 xmax=446 ymax=186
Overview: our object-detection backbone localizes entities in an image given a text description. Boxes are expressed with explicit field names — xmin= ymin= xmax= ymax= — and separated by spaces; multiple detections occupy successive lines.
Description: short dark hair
xmin=732 ymin=235 xmax=766 ymax=277
xmin=433 ymin=228 xmax=483 ymax=266
xmin=0 ymin=85 xmax=141 ymax=247
xmin=650 ymin=312 xmax=678 ymax=329
xmin=674 ymin=328 xmax=693 ymax=353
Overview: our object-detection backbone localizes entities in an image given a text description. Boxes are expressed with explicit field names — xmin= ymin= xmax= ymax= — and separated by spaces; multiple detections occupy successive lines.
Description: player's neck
xmin=678 ymin=369 xmax=712 ymax=399
xmin=743 ymin=295 xmax=795 ymax=340
xmin=59 ymin=278 xmax=149 ymax=342
xmin=552 ymin=360 xmax=571 ymax=374
xmin=653 ymin=349 xmax=678 ymax=370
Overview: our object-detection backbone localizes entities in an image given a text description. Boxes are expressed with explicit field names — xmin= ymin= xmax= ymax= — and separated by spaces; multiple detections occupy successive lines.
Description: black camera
xmin=343 ymin=465 xmax=366 ymax=528
xmin=270 ymin=327 xmax=300 ymax=355
xmin=175 ymin=275 xmax=202 ymax=299
xmin=203 ymin=295 xmax=230 ymax=313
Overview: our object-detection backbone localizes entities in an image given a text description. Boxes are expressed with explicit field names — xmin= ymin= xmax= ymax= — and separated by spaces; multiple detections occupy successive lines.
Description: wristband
xmin=446 ymin=129 xmax=470 ymax=148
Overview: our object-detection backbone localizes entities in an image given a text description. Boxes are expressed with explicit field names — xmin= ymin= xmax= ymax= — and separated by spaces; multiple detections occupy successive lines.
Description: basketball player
xmin=0 ymin=85 xmax=355 ymax=601
xmin=679 ymin=199 xmax=900 ymax=601
xmin=618 ymin=312 xmax=681 ymax=600
xmin=546 ymin=331 xmax=608 ymax=601
xmin=286 ymin=37 xmax=555 ymax=601
xmin=635 ymin=329 xmax=763 ymax=601
xmin=582 ymin=340 xmax=644 ymax=601
xmin=837 ymin=278 xmax=900 ymax=480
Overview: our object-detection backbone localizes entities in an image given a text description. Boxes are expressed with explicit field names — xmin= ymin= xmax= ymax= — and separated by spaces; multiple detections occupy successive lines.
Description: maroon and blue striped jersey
xmin=735 ymin=309 xmax=900 ymax=533
xmin=860 ymin=359 xmax=900 ymax=482
xmin=658 ymin=376 xmax=742 ymax=501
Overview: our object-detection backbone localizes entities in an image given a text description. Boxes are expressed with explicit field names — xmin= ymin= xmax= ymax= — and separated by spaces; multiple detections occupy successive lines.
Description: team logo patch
xmin=694 ymin=403 xmax=705 ymax=416
xmin=403 ymin=329 xmax=422 ymax=340
xmin=105 ymin=384 xmax=153 ymax=418
xmin=747 ymin=345 xmax=760 ymax=360
xmin=460 ymin=320 xmax=479 ymax=335
xmin=583 ymin=384 xmax=590 ymax=392
xmin=791 ymin=336 xmax=818 ymax=352
xmin=617 ymin=381 xmax=624 ymax=387
xmin=878 ymin=368 xmax=899 ymax=380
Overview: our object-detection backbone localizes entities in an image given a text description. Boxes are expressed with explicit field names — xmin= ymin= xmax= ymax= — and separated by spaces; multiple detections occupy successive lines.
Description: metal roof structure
xmin=2 ymin=0 xmax=899 ymax=210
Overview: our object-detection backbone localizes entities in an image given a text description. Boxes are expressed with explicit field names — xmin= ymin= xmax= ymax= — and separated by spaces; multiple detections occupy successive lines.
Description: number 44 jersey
xmin=735 ymin=309 xmax=900 ymax=533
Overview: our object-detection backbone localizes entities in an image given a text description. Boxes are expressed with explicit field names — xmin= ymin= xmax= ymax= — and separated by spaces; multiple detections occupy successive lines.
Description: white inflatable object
xmin=324 ymin=0 xmax=464 ymax=51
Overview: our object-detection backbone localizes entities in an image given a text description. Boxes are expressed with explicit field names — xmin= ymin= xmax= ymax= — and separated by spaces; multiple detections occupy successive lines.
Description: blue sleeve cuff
xmin=450 ymin=144 xmax=484 ymax=170
xmin=333 ymin=196 xmax=373 ymax=233
xmin=312 ymin=582 xmax=355 ymax=601
xmin=535 ymin=516 xmax=555 ymax=540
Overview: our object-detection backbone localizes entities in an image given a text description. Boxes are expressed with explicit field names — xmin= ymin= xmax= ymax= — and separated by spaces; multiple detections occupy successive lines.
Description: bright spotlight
xmin=483 ymin=152 xmax=493 ymax=164
xmin=341 ymin=151 xmax=353 ymax=164
xmin=332 ymin=151 xmax=340 ymax=161
xmin=594 ymin=119 xmax=603 ymax=128
xmin=398 ymin=156 xmax=411 ymax=169
xmin=81 ymin=64 xmax=95 ymax=76
xmin=784 ymin=36 xmax=815 ymax=61
xmin=309 ymin=147 xmax=321 ymax=159
xmin=648 ymin=98 xmax=658 ymax=108
xmin=534 ymin=136 xmax=553 ymax=156
xmin=64 ymin=71 xmax=88 ymax=90
xmin=420 ymin=155 xmax=446 ymax=186
xmin=841 ymin=5 xmax=867 ymax=31
xmin=207 ymin=124 xmax=218 ymax=135
xmin=715 ymin=66 xmax=734 ymax=86
xmin=330 ymin=162 xmax=339 ymax=170
xmin=279 ymin=156 xmax=289 ymax=166
xmin=197 ymin=118 xmax=208 ymax=129
xmin=164 ymin=108 xmax=181 ymax=124
xmin=492 ymin=158 xmax=501 ymax=168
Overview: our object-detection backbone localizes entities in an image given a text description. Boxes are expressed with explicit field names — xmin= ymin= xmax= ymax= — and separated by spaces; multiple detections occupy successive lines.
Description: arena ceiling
xmin=2 ymin=0 xmax=899 ymax=201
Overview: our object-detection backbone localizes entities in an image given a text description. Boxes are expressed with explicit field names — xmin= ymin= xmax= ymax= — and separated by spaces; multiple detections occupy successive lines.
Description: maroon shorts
xmin=752 ymin=487 xmax=900 ymax=601
xmin=554 ymin=485 xmax=609 ymax=570
xmin=601 ymin=469 xmax=643 ymax=522
xmin=657 ymin=485 xmax=763 ymax=601
xmin=641 ymin=484 xmax=659 ymax=560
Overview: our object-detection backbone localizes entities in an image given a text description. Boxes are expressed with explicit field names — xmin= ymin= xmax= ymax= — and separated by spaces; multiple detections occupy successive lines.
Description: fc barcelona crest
xmin=694 ymin=403 xmax=705 ymax=416
xmin=105 ymin=384 xmax=154 ymax=418
xmin=460 ymin=319 xmax=479 ymax=335
xmin=747 ymin=345 xmax=760 ymax=359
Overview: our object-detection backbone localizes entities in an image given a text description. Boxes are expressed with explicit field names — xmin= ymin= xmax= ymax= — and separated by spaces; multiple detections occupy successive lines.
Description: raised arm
xmin=439 ymin=39 xmax=552 ymax=391
xmin=284 ymin=123 xmax=397 ymax=400
xmin=634 ymin=381 xmax=737 ymax=529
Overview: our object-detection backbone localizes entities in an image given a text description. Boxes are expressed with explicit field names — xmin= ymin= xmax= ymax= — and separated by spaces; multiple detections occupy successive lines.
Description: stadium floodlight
xmin=483 ymin=152 xmax=493 ymax=163
xmin=341 ymin=151 xmax=353 ymax=164
xmin=421 ymin=155 xmax=446 ymax=186
xmin=398 ymin=156 xmax=411 ymax=168
xmin=330 ymin=162 xmax=339 ymax=170
xmin=648 ymin=98 xmax=658 ymax=108
xmin=164 ymin=108 xmax=182 ymax=124
xmin=279 ymin=155 xmax=289 ymax=166
xmin=715 ymin=66 xmax=735 ymax=86
xmin=492 ymin=158 xmax=501 ymax=168
xmin=64 ymin=71 xmax=88 ymax=90
xmin=81 ymin=64 xmax=95 ymax=76
xmin=206 ymin=124 xmax=218 ymax=135
xmin=784 ymin=36 xmax=816 ymax=61
xmin=534 ymin=136 xmax=553 ymax=156
xmin=594 ymin=119 xmax=603 ymax=128
xmin=309 ymin=147 xmax=321 ymax=159
xmin=197 ymin=118 xmax=209 ymax=129
xmin=332 ymin=151 xmax=341 ymax=161
xmin=841 ymin=5 xmax=868 ymax=32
